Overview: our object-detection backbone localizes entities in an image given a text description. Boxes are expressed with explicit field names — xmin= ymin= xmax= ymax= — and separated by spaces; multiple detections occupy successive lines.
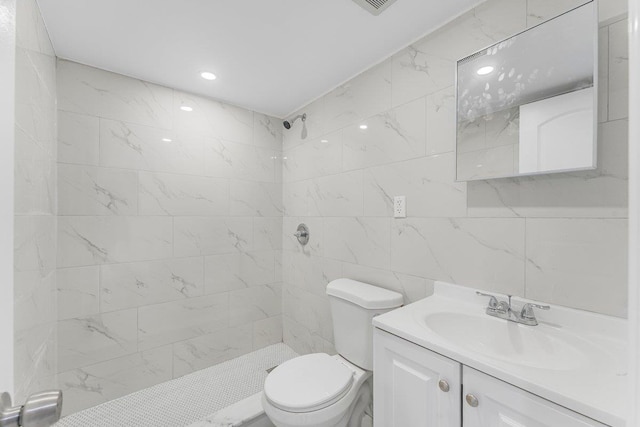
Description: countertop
xmin=373 ymin=282 xmax=627 ymax=427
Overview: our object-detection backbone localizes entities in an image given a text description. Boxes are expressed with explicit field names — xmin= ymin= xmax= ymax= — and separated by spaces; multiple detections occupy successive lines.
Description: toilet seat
xmin=264 ymin=353 xmax=355 ymax=413
xmin=262 ymin=354 xmax=372 ymax=427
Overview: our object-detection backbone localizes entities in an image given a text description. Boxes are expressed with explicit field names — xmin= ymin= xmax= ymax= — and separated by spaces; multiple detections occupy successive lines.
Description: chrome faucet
xmin=476 ymin=291 xmax=550 ymax=326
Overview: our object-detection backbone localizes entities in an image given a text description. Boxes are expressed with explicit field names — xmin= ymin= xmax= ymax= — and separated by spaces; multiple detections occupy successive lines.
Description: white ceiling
xmin=36 ymin=0 xmax=479 ymax=118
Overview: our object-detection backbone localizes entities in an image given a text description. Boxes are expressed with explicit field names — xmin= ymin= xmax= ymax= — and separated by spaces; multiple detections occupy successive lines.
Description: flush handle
xmin=465 ymin=394 xmax=479 ymax=408
xmin=438 ymin=379 xmax=450 ymax=392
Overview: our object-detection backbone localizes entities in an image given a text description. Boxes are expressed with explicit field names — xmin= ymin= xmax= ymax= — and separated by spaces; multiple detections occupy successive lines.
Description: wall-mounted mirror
xmin=455 ymin=1 xmax=598 ymax=181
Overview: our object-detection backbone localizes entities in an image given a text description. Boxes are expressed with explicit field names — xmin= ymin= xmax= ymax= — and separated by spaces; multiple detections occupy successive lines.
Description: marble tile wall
xmin=281 ymin=0 xmax=629 ymax=355
xmin=13 ymin=0 xmax=58 ymax=402
xmin=56 ymin=60 xmax=283 ymax=414
xmin=11 ymin=0 xmax=629 ymax=413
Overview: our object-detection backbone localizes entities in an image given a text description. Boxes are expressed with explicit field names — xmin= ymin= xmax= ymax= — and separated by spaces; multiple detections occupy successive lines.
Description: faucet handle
xmin=520 ymin=302 xmax=550 ymax=320
xmin=476 ymin=291 xmax=499 ymax=309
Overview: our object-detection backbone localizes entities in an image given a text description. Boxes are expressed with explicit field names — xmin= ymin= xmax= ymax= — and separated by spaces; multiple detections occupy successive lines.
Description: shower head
xmin=283 ymin=113 xmax=308 ymax=139
xmin=283 ymin=113 xmax=306 ymax=128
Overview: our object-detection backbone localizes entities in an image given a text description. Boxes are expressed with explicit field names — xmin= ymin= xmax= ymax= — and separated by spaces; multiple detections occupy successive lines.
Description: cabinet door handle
xmin=465 ymin=394 xmax=479 ymax=407
xmin=438 ymin=380 xmax=450 ymax=392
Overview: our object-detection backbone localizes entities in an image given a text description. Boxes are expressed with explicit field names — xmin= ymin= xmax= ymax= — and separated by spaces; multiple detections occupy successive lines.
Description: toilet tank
xmin=326 ymin=279 xmax=403 ymax=370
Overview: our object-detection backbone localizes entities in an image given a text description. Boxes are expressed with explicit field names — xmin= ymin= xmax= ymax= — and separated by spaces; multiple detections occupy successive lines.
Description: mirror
xmin=455 ymin=1 xmax=598 ymax=181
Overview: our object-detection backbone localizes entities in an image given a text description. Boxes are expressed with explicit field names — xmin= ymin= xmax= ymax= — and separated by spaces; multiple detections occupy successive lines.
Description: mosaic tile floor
xmin=55 ymin=344 xmax=297 ymax=427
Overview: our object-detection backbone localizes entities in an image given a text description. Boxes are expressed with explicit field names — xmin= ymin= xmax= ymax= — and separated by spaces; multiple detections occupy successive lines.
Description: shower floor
xmin=55 ymin=343 xmax=298 ymax=427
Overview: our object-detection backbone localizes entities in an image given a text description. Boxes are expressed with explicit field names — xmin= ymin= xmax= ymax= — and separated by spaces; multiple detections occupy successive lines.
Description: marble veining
xmin=57 ymin=266 xmax=100 ymax=320
xmin=206 ymin=138 xmax=277 ymax=183
xmin=205 ymin=251 xmax=276 ymax=293
xmin=14 ymin=0 xmax=58 ymax=401
xmin=57 ymin=310 xmax=138 ymax=372
xmin=324 ymin=61 xmax=392 ymax=133
xmin=282 ymin=0 xmax=628 ymax=357
xmin=58 ymin=60 xmax=173 ymax=128
xmin=229 ymin=181 xmax=282 ymax=217
xmin=101 ymin=258 xmax=205 ymax=312
xmin=254 ymin=113 xmax=282 ymax=150
xmin=283 ymin=131 xmax=343 ymax=182
xmin=137 ymin=294 xmax=229 ymax=351
xmin=342 ymin=97 xmax=426 ymax=170
xmin=24 ymin=0 xmax=627 ymax=416
xmin=174 ymin=217 xmax=253 ymax=257
xmin=174 ymin=92 xmax=253 ymax=144
xmin=139 ymin=172 xmax=228 ymax=216
xmin=63 ymin=225 xmax=110 ymax=263
xmin=56 ymin=344 xmax=297 ymax=424
xmin=392 ymin=44 xmax=454 ymax=107
xmin=57 ymin=346 xmax=173 ymax=415
xmin=364 ymin=154 xmax=467 ymax=217
xmin=55 ymin=60 xmax=283 ymax=413
xmin=100 ymin=119 xmax=205 ymax=175
xmin=58 ymin=164 xmax=138 ymax=215
xmin=323 ymin=217 xmax=390 ymax=269
xmin=426 ymin=87 xmax=456 ymax=155
xmin=173 ymin=325 xmax=253 ymax=377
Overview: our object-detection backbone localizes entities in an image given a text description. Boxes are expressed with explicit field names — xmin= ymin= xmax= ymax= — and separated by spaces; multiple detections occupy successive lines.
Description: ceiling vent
xmin=352 ymin=0 xmax=399 ymax=16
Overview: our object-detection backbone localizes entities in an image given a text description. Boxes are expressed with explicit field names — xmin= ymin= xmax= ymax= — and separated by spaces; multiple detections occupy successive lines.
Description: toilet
xmin=262 ymin=279 xmax=403 ymax=427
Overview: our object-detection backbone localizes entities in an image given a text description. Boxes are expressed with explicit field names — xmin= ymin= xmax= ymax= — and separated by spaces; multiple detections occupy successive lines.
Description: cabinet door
xmin=463 ymin=367 xmax=607 ymax=427
xmin=374 ymin=329 xmax=461 ymax=427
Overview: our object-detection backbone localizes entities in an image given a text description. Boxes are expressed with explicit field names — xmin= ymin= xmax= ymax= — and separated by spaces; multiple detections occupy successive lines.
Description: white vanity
xmin=372 ymin=282 xmax=627 ymax=427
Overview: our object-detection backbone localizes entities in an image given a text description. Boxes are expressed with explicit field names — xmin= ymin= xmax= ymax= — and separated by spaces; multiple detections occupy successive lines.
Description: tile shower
xmin=10 ymin=0 xmax=630 ymax=420
xmin=54 ymin=60 xmax=284 ymax=414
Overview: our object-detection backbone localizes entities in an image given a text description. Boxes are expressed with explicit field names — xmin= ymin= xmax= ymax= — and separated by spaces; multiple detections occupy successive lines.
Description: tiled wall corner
xmin=14 ymin=0 xmax=58 ymax=402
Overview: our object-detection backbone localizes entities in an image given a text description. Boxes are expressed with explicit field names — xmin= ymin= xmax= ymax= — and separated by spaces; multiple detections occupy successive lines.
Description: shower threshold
xmin=55 ymin=343 xmax=298 ymax=427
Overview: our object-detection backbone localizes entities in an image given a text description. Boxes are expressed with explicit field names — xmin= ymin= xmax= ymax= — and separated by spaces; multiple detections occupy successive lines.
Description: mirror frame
xmin=454 ymin=0 xmax=599 ymax=182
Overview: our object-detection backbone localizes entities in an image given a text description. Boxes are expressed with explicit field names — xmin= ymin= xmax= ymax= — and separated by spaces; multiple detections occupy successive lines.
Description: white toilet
xmin=262 ymin=279 xmax=403 ymax=427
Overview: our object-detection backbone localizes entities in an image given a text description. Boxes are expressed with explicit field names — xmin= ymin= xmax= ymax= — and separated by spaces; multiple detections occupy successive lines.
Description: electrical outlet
xmin=394 ymin=196 xmax=406 ymax=218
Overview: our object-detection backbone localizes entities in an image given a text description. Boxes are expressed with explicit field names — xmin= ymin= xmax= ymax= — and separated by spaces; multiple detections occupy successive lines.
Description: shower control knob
xmin=438 ymin=379 xmax=450 ymax=392
xmin=294 ymin=223 xmax=310 ymax=246
xmin=465 ymin=394 xmax=479 ymax=408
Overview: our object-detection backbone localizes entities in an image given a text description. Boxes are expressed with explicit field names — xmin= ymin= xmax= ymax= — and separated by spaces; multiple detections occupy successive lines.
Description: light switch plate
xmin=394 ymin=196 xmax=406 ymax=218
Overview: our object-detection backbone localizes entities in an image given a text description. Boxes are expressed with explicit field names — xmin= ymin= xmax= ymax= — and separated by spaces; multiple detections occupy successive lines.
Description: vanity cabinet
xmin=373 ymin=329 xmax=607 ymax=427
xmin=373 ymin=329 xmax=461 ymax=427
xmin=463 ymin=367 xmax=607 ymax=427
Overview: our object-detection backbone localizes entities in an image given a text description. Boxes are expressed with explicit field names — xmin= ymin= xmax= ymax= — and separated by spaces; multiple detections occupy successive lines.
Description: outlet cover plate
xmin=394 ymin=196 xmax=406 ymax=218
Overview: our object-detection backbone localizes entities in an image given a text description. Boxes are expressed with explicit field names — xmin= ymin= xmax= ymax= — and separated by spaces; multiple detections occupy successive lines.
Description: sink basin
xmin=374 ymin=282 xmax=628 ymax=427
xmin=420 ymin=312 xmax=610 ymax=371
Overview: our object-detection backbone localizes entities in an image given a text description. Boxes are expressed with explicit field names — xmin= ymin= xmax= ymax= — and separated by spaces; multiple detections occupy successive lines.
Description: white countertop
xmin=373 ymin=282 xmax=627 ymax=427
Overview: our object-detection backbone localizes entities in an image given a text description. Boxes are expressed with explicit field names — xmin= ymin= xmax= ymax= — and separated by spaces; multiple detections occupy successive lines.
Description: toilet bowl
xmin=262 ymin=279 xmax=403 ymax=427
xmin=262 ymin=354 xmax=371 ymax=427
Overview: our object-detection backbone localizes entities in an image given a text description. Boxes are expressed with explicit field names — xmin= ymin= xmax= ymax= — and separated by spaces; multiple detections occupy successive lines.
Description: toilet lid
xmin=264 ymin=353 xmax=355 ymax=413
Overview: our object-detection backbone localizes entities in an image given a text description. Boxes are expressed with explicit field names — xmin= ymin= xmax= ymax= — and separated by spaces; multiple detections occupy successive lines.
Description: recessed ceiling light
xmin=162 ymin=138 xmax=172 ymax=142
xmin=359 ymin=125 xmax=368 ymax=130
xmin=477 ymin=66 xmax=494 ymax=76
xmin=201 ymin=71 xmax=217 ymax=81
xmin=180 ymin=105 xmax=193 ymax=112
xmin=321 ymin=139 xmax=329 ymax=143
